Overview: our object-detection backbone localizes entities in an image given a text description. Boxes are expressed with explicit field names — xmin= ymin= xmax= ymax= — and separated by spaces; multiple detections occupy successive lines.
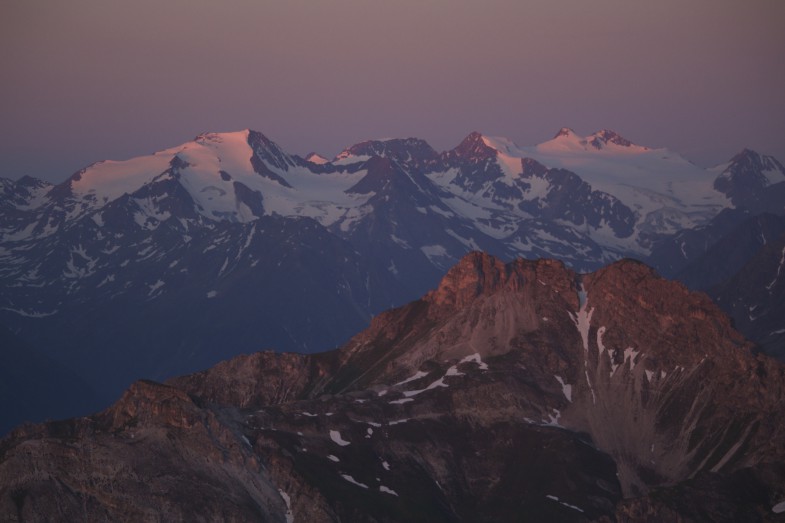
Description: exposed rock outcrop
xmin=2 ymin=253 xmax=783 ymax=521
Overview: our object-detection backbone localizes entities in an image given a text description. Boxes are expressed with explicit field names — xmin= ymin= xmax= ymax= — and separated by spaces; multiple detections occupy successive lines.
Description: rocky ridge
xmin=2 ymin=253 xmax=784 ymax=522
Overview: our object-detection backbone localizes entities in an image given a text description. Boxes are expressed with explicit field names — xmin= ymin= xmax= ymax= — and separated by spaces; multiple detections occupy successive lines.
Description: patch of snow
xmin=568 ymin=288 xmax=598 ymax=403
xmin=389 ymin=398 xmax=414 ymax=405
xmin=403 ymin=377 xmax=448 ymax=397
xmin=445 ymin=365 xmax=464 ymax=376
xmin=710 ymin=423 xmax=754 ymax=473
xmin=340 ymin=474 xmax=369 ymax=489
xmin=381 ymin=460 xmax=391 ymax=471
xmin=394 ymin=370 xmax=428 ymax=387
xmin=379 ymin=485 xmax=399 ymax=496
xmin=366 ymin=427 xmax=373 ymax=438
xmin=766 ymin=246 xmax=785 ymax=292
xmin=327 ymin=455 xmax=340 ymax=462
xmin=554 ymin=376 xmax=572 ymax=402
xmin=772 ymin=501 xmax=785 ymax=514
xmin=570 ymin=285 xmax=594 ymax=354
xmin=429 ymin=205 xmax=454 ymax=218
xmin=329 ymin=430 xmax=351 ymax=446
xmin=389 ymin=419 xmax=409 ymax=425
xmin=545 ymin=494 xmax=584 ymax=513
xmin=97 ymin=274 xmax=115 ymax=288
xmin=543 ymin=408 xmax=562 ymax=427
xmin=596 ymin=326 xmax=607 ymax=355
xmin=645 ymin=370 xmax=655 ymax=381
xmin=206 ymin=290 xmax=217 ymax=298
xmin=420 ymin=244 xmax=450 ymax=262
xmin=301 ymin=412 xmax=318 ymax=417
xmin=333 ymin=153 xmax=371 ymax=165
xmin=585 ymin=369 xmax=597 ymax=405
xmin=460 ymin=353 xmax=489 ymax=370
xmin=1 ymin=307 xmax=58 ymax=318
xmin=445 ymin=229 xmax=481 ymax=250
xmin=624 ymin=347 xmax=640 ymax=370
xmin=390 ymin=234 xmax=411 ymax=249
xmin=522 ymin=172 xmax=552 ymax=200
xmin=278 ymin=489 xmax=294 ymax=523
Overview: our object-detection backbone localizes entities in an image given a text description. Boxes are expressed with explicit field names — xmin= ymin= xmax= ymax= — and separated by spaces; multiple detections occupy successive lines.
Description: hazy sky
xmin=2 ymin=0 xmax=784 ymax=183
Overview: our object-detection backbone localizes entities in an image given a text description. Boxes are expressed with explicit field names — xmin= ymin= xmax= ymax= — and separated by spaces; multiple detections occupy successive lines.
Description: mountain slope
xmin=676 ymin=213 xmax=785 ymax=290
xmin=2 ymin=253 xmax=783 ymax=522
xmin=713 ymin=148 xmax=785 ymax=211
xmin=711 ymin=231 xmax=785 ymax=360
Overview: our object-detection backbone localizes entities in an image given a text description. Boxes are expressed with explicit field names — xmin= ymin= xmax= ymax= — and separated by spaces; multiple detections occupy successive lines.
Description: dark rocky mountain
xmin=646 ymin=208 xmax=754 ymax=280
xmin=713 ymin=149 xmax=785 ymax=212
xmin=2 ymin=207 xmax=402 ymax=409
xmin=586 ymin=129 xmax=639 ymax=150
xmin=1 ymin=128 xmax=783 ymax=433
xmin=710 ymin=231 xmax=785 ymax=361
xmin=338 ymin=137 xmax=442 ymax=173
xmin=1 ymin=253 xmax=784 ymax=521
xmin=646 ymin=211 xmax=785 ymax=361
xmin=665 ymin=213 xmax=785 ymax=290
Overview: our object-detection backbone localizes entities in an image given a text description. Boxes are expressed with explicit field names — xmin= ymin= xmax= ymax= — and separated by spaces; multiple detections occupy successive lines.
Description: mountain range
xmin=1 ymin=252 xmax=784 ymax=521
xmin=1 ymin=127 xmax=784 ymax=434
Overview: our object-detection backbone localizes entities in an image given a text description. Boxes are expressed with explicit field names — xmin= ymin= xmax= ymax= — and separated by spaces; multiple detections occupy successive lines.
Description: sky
xmin=2 ymin=0 xmax=784 ymax=183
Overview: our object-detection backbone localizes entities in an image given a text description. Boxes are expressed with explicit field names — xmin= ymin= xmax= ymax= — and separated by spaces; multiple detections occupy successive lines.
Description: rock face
xmin=710 ymin=231 xmax=785 ymax=361
xmin=2 ymin=253 xmax=784 ymax=522
xmin=713 ymin=149 xmax=785 ymax=211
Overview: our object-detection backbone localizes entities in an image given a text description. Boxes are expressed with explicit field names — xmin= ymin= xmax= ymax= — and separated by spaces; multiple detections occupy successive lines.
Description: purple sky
xmin=2 ymin=0 xmax=784 ymax=183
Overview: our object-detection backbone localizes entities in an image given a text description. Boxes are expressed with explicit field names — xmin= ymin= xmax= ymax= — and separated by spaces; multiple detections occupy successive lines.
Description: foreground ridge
xmin=2 ymin=253 xmax=784 ymax=522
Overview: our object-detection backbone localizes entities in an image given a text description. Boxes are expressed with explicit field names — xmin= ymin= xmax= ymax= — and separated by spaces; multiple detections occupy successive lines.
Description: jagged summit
xmin=587 ymin=129 xmax=638 ymax=149
xmin=553 ymin=126 xmax=577 ymax=139
xmin=723 ymin=148 xmax=785 ymax=178
xmin=447 ymin=131 xmax=498 ymax=161
xmin=713 ymin=148 xmax=785 ymax=208
xmin=540 ymin=127 xmax=645 ymax=152
xmin=337 ymin=137 xmax=440 ymax=168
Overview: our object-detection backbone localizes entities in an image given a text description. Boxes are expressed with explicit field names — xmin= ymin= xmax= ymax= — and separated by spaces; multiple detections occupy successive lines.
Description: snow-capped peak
xmin=449 ymin=131 xmax=499 ymax=161
xmin=195 ymin=129 xmax=246 ymax=144
xmin=338 ymin=138 xmax=436 ymax=159
xmin=536 ymin=128 xmax=648 ymax=155
xmin=480 ymin=135 xmax=524 ymax=157
xmin=715 ymin=148 xmax=785 ymax=188
xmin=305 ymin=152 xmax=330 ymax=165
xmin=553 ymin=127 xmax=578 ymax=139
xmin=586 ymin=129 xmax=641 ymax=150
